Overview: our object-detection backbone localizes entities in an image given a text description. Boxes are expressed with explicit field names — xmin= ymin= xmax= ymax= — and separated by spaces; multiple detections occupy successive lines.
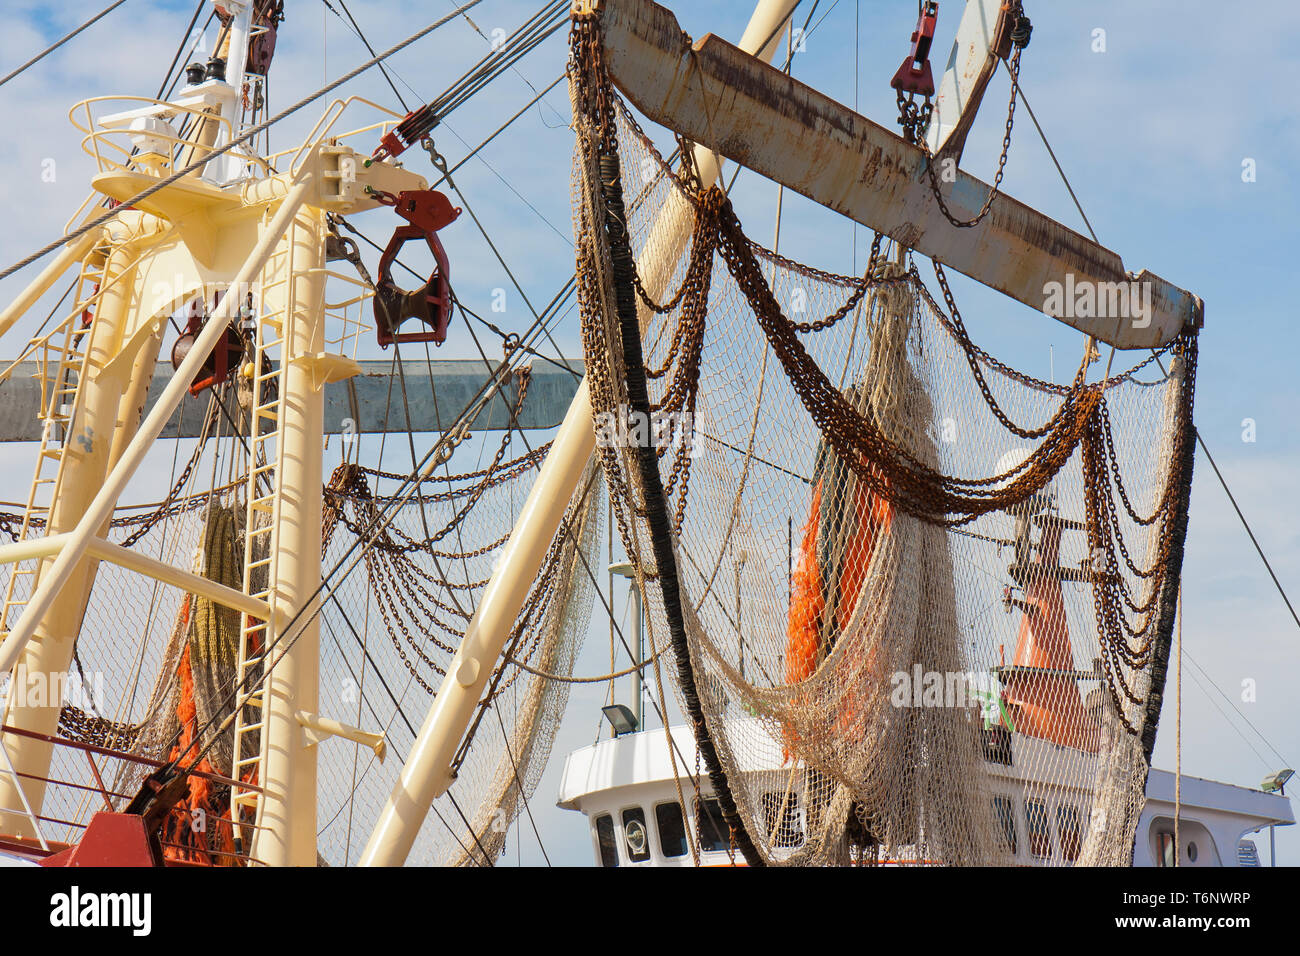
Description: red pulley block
xmin=170 ymin=298 xmax=245 ymax=396
xmin=890 ymin=2 xmax=939 ymax=97
xmin=369 ymin=189 xmax=462 ymax=348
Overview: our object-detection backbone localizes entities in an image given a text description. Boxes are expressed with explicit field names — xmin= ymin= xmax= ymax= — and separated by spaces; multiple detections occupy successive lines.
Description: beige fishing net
xmin=568 ymin=11 xmax=1197 ymax=867
xmin=3 ymin=354 xmax=600 ymax=867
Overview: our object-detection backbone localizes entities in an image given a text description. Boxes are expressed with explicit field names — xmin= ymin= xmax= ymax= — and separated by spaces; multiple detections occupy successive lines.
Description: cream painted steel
xmin=0 ymin=213 xmax=168 ymax=836
xmin=0 ymin=533 xmax=271 ymax=622
xmin=0 ymin=180 xmax=311 ymax=684
xmin=296 ymin=711 xmax=386 ymax=762
xmin=593 ymin=0 xmax=1202 ymax=350
xmin=358 ymin=0 xmax=801 ymax=867
xmin=0 ymin=229 xmax=102 ymax=340
xmin=0 ymin=736 xmax=47 ymax=852
xmin=221 ymin=0 xmax=255 ymax=98
xmin=924 ymin=0 xmax=1014 ymax=160
xmin=245 ymin=204 xmax=329 ymax=867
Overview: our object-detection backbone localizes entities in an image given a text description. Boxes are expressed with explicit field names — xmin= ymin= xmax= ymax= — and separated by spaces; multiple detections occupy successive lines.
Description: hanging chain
xmin=568 ymin=1 xmax=1195 ymax=755
xmin=914 ymin=5 xmax=1032 ymax=229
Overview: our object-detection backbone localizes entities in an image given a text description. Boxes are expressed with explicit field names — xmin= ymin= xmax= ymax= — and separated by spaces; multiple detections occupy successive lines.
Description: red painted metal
xmin=369 ymin=189 xmax=462 ymax=348
xmin=170 ymin=298 xmax=245 ymax=397
xmin=370 ymin=104 xmax=438 ymax=163
xmin=2 ymin=725 xmax=262 ymax=867
xmin=0 ymin=724 xmax=262 ymax=793
xmin=890 ymin=1 xmax=939 ymax=97
xmin=39 ymin=811 xmax=160 ymax=867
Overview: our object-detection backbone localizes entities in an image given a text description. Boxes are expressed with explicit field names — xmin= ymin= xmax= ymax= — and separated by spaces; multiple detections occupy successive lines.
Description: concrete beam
xmin=0 ymin=359 xmax=584 ymax=441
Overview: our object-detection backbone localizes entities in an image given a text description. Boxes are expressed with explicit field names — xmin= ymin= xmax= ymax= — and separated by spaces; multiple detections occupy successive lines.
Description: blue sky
xmin=0 ymin=0 xmax=1297 ymax=867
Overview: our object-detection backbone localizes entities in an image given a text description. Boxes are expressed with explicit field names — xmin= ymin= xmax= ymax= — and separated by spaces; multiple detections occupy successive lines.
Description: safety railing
xmin=265 ymin=95 xmax=406 ymax=181
xmin=68 ymin=95 xmax=274 ymax=182
xmin=0 ymin=723 xmax=267 ymax=865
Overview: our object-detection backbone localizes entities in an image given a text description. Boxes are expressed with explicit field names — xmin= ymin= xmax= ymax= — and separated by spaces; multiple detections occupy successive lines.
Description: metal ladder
xmin=229 ymin=220 xmax=295 ymax=844
xmin=0 ymin=257 xmax=107 ymax=638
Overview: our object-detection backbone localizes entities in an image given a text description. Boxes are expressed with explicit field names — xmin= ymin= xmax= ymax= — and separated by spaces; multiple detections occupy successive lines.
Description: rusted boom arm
xmin=595 ymin=0 xmax=1202 ymax=349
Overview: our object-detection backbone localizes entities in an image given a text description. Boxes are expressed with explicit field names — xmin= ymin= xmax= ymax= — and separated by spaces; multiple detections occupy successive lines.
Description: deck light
xmin=602 ymin=704 xmax=639 ymax=736
xmin=1262 ymin=769 xmax=1293 ymax=794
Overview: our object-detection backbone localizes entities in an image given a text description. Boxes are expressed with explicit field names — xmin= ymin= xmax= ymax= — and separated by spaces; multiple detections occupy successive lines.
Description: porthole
xmin=1187 ymin=841 xmax=1198 ymax=863
xmin=621 ymin=807 xmax=651 ymax=862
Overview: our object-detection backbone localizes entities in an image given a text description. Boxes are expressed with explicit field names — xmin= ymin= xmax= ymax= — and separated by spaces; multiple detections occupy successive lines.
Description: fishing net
xmin=313 ymin=451 xmax=602 ymax=866
xmin=1 ymin=321 xmax=598 ymax=867
xmin=568 ymin=12 xmax=1197 ymax=867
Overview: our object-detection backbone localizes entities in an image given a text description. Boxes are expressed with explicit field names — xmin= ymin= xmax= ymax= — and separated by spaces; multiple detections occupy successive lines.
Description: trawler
xmin=0 ymin=0 xmax=1291 ymax=869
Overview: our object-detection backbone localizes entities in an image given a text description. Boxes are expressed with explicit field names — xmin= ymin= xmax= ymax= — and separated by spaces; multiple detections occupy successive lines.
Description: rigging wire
xmin=1182 ymin=647 xmax=1291 ymax=768
xmin=428 ymin=152 xmax=574 ymax=364
xmin=1005 ymin=66 xmax=1300 ymax=770
xmin=996 ymin=59 xmax=1299 ymax=638
xmin=441 ymin=315 xmax=730 ymax=852
xmin=370 ymin=1 xmax=569 ymax=159
xmin=997 ymin=59 xmax=1098 ymax=244
xmin=320 ymin=0 xmax=411 ymax=111
xmin=0 ymin=1 xmax=128 ymax=90
xmin=430 ymin=75 xmax=566 ymax=188
xmin=154 ymin=0 xmax=210 ymax=100
xmin=165 ymin=244 xmax=576 ymax=792
xmin=330 ymin=215 xmax=580 ymax=381
xmin=435 ymin=122 xmax=573 ymax=246
xmin=312 ymin=607 xmax=486 ymax=868
xmin=439 ymin=0 xmax=570 ymax=128
xmin=447 ymin=788 xmax=496 ymax=866
xmin=0 ymin=0 xmax=486 ymax=284
xmin=1180 ymin=661 xmax=1273 ymax=770
xmin=1188 ymin=421 xmax=1300 ymax=633
xmin=492 ymin=703 xmax=552 ymax=866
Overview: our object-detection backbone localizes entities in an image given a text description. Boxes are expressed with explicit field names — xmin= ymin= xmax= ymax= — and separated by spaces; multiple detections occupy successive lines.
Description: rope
xmin=573 ymin=11 xmax=766 ymax=865
xmin=504 ymin=647 xmax=664 ymax=684
xmin=1174 ymin=578 xmax=1181 ymax=866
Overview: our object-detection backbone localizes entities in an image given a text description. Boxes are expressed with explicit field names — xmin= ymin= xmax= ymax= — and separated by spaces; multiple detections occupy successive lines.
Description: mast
xmin=359 ymin=0 xmax=803 ymax=867
xmin=0 ymin=213 xmax=168 ymax=836
xmin=248 ymin=199 xmax=329 ymax=866
xmin=0 ymin=0 xmax=432 ymax=861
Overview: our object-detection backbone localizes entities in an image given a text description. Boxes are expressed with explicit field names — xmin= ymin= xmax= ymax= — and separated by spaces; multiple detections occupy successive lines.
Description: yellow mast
xmin=0 ymin=0 xmax=427 ymax=860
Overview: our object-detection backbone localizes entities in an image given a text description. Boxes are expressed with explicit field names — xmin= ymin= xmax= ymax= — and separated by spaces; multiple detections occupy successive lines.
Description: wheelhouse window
xmin=762 ymin=792 xmax=803 ymax=848
xmin=621 ymin=807 xmax=651 ymax=862
xmin=1057 ymin=805 xmax=1082 ymax=862
xmin=982 ymin=726 xmax=1013 ymax=766
xmin=992 ymin=796 xmax=1017 ymax=856
xmin=696 ymin=797 xmax=731 ymax=853
xmin=595 ymin=813 xmax=619 ymax=867
xmin=1025 ymin=798 xmax=1053 ymax=859
xmin=1154 ymin=829 xmax=1175 ymax=867
xmin=655 ymin=801 xmax=688 ymax=858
